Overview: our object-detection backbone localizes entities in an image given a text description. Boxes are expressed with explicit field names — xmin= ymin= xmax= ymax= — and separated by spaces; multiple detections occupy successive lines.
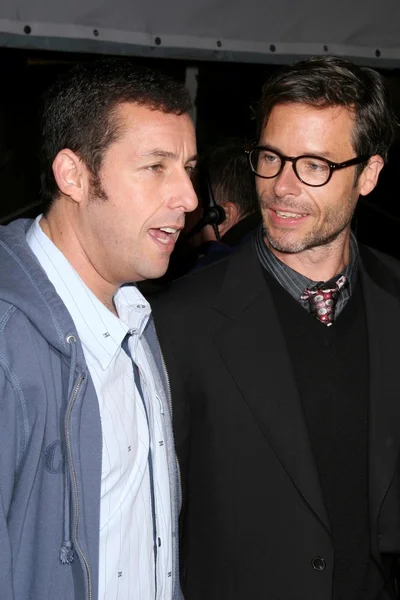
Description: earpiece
xmin=188 ymin=171 xmax=226 ymax=241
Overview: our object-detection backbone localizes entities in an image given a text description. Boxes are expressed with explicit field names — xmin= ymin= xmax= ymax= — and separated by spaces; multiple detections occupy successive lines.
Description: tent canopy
xmin=0 ymin=0 xmax=400 ymax=66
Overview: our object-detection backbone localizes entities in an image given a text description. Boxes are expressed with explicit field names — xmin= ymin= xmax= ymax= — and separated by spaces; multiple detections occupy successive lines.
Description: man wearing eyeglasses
xmin=152 ymin=56 xmax=400 ymax=599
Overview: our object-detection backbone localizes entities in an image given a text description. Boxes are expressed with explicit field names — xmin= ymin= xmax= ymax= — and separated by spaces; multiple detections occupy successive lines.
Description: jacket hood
xmin=0 ymin=218 xmax=82 ymax=361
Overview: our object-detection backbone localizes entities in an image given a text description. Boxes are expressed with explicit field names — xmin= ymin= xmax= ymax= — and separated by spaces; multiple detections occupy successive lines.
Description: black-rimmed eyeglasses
xmin=245 ymin=146 xmax=370 ymax=187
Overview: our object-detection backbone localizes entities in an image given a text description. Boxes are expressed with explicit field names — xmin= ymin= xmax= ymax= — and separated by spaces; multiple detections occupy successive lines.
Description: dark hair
xmin=201 ymin=139 xmax=259 ymax=218
xmin=257 ymin=55 xmax=398 ymax=164
xmin=40 ymin=59 xmax=192 ymax=212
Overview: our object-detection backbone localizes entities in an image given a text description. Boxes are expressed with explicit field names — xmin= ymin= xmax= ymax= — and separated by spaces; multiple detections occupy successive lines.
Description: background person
xmin=187 ymin=139 xmax=261 ymax=257
xmin=163 ymin=139 xmax=261 ymax=279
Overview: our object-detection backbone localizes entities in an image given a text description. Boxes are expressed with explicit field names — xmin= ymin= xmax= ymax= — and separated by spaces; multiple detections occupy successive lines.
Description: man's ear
xmin=357 ymin=155 xmax=384 ymax=197
xmin=218 ymin=202 xmax=240 ymax=237
xmin=52 ymin=149 xmax=89 ymax=204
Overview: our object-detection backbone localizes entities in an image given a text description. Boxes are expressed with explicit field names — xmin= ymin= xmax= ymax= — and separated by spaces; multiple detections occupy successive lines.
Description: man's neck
xmin=266 ymin=230 xmax=351 ymax=281
xmin=40 ymin=211 xmax=119 ymax=316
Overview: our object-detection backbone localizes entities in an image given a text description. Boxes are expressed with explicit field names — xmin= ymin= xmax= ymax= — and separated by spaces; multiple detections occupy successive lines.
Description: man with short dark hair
xmin=153 ymin=56 xmax=400 ymax=599
xmin=185 ymin=140 xmax=261 ymax=269
xmin=194 ymin=140 xmax=260 ymax=241
xmin=0 ymin=59 xmax=197 ymax=599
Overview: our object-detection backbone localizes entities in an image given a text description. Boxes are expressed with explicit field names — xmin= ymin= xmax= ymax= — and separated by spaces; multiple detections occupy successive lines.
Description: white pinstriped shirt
xmin=27 ymin=216 xmax=172 ymax=600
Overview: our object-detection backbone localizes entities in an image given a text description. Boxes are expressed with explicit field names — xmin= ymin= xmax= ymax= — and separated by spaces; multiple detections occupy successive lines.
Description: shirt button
xmin=311 ymin=556 xmax=326 ymax=571
xmin=158 ymin=537 xmax=162 ymax=547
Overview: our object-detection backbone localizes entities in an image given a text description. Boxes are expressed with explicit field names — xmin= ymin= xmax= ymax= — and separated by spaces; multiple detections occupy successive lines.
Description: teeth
xmin=160 ymin=227 xmax=177 ymax=234
xmin=276 ymin=211 xmax=304 ymax=219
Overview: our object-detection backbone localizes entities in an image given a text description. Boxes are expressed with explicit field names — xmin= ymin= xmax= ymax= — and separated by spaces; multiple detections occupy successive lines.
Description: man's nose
xmin=273 ymin=161 xmax=302 ymax=197
xmin=174 ymin=171 xmax=199 ymax=213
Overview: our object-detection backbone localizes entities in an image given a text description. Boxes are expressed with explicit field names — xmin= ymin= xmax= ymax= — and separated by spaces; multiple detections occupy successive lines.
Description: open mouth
xmin=148 ymin=227 xmax=180 ymax=246
xmin=275 ymin=210 xmax=307 ymax=219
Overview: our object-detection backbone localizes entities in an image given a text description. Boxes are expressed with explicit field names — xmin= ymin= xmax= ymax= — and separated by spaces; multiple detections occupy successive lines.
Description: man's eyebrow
xmin=259 ymin=143 xmax=338 ymax=160
xmin=141 ymin=150 xmax=198 ymax=163
xmin=142 ymin=150 xmax=177 ymax=159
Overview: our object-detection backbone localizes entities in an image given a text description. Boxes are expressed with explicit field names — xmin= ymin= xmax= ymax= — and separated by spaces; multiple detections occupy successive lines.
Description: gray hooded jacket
xmin=0 ymin=219 xmax=182 ymax=600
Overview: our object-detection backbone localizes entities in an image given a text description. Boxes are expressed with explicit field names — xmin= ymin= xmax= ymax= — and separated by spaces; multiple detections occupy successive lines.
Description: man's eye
xmin=185 ymin=165 xmax=197 ymax=178
xmin=147 ymin=164 xmax=164 ymax=172
xmin=304 ymin=160 xmax=327 ymax=172
xmin=261 ymin=152 xmax=278 ymax=163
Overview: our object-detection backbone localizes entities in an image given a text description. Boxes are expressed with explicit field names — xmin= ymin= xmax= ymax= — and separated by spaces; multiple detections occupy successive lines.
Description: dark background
xmin=1 ymin=47 xmax=400 ymax=257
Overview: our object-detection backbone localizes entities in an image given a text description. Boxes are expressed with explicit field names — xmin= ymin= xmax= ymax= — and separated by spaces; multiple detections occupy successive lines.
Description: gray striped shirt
xmin=254 ymin=225 xmax=359 ymax=319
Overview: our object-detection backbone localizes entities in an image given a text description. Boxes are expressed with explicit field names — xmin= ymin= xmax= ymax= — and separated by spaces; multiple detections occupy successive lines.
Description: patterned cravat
xmin=301 ymin=275 xmax=347 ymax=326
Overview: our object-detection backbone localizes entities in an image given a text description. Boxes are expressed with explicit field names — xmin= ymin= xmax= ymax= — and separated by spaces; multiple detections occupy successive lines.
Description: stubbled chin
xmin=264 ymin=227 xmax=311 ymax=254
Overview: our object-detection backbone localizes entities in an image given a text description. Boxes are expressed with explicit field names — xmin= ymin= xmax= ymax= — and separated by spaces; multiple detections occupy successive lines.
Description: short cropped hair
xmin=40 ymin=59 xmax=192 ymax=211
xmin=257 ymin=55 xmax=397 ymax=163
xmin=202 ymin=140 xmax=259 ymax=218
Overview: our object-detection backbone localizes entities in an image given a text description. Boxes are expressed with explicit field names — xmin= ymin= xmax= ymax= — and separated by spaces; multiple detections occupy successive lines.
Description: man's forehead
xmin=263 ymin=102 xmax=355 ymax=129
xmin=112 ymin=102 xmax=195 ymax=141
xmin=111 ymin=102 xmax=195 ymax=151
xmin=114 ymin=100 xmax=192 ymax=128
xmin=260 ymin=102 xmax=356 ymax=152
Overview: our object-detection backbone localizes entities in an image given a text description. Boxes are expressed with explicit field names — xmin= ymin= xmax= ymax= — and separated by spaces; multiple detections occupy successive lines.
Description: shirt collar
xmin=26 ymin=215 xmax=151 ymax=370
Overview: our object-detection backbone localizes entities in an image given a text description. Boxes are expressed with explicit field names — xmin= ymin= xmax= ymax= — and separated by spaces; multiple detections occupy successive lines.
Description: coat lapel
xmin=213 ymin=241 xmax=330 ymax=532
xmin=360 ymin=246 xmax=400 ymax=531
